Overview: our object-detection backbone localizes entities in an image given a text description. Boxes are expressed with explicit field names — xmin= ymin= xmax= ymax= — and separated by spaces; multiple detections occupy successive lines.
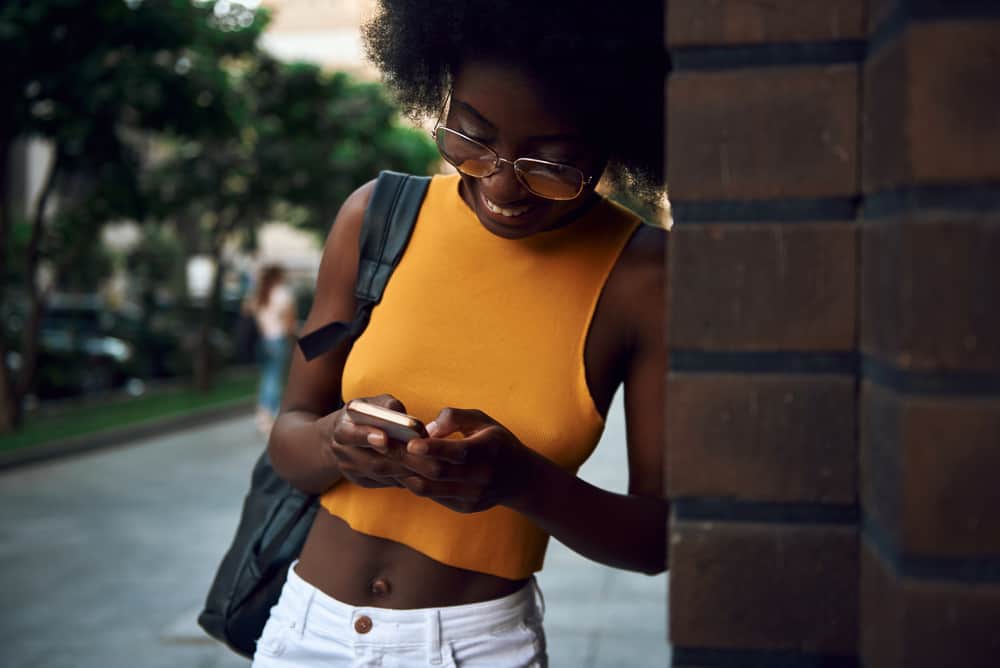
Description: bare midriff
xmin=295 ymin=510 xmax=528 ymax=609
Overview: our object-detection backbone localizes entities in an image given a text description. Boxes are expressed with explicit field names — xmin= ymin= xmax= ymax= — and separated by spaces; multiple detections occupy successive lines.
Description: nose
xmin=482 ymin=158 xmax=529 ymax=202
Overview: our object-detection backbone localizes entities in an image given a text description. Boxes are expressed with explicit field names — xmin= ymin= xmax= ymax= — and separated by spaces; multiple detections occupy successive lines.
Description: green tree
xmin=0 ymin=0 xmax=263 ymax=432
xmin=149 ymin=55 xmax=438 ymax=390
xmin=123 ymin=223 xmax=187 ymax=378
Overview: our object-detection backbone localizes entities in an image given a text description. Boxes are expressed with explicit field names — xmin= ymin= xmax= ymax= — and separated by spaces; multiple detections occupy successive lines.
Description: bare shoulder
xmin=610 ymin=223 xmax=668 ymax=326
xmin=321 ymin=178 xmax=378 ymax=259
xmin=621 ymin=223 xmax=668 ymax=275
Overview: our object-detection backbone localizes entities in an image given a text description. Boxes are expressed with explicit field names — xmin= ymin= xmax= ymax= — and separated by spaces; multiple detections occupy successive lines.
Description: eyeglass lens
xmin=435 ymin=128 xmax=585 ymax=200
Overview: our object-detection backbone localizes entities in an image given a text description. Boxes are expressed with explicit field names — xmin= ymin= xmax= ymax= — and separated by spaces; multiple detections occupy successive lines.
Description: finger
xmin=404 ymin=436 xmax=469 ymax=464
xmin=349 ymin=475 xmax=393 ymax=489
xmin=424 ymin=407 xmax=491 ymax=438
xmin=336 ymin=445 xmax=411 ymax=480
xmin=334 ymin=412 xmax=390 ymax=453
xmin=350 ymin=474 xmax=406 ymax=489
xmin=365 ymin=393 xmax=407 ymax=413
xmin=397 ymin=476 xmax=477 ymax=500
xmin=398 ymin=453 xmax=459 ymax=481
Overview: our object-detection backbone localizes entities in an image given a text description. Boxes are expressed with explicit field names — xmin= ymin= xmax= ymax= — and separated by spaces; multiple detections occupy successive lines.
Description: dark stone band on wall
xmin=669 ymin=352 xmax=1000 ymax=396
xmin=869 ymin=0 xmax=1000 ymax=55
xmin=862 ymin=184 xmax=1000 ymax=219
xmin=674 ymin=498 xmax=860 ymax=526
xmin=670 ymin=350 xmax=858 ymax=375
xmin=669 ymin=186 xmax=1000 ymax=224
xmin=863 ymin=516 xmax=1000 ymax=584
xmin=672 ymin=646 xmax=860 ymax=668
xmin=862 ymin=357 xmax=1000 ymax=396
xmin=670 ymin=41 xmax=866 ymax=71
xmin=670 ymin=198 xmax=860 ymax=224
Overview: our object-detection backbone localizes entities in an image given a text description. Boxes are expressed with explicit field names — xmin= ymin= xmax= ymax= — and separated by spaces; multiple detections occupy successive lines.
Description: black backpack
xmin=197 ymin=171 xmax=431 ymax=658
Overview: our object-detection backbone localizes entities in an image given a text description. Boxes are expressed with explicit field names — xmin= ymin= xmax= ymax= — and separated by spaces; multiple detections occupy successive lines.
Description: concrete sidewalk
xmin=0 ymin=392 xmax=669 ymax=667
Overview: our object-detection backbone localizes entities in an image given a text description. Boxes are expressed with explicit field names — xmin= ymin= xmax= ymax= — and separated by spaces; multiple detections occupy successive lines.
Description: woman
xmin=258 ymin=1 xmax=667 ymax=665
xmin=251 ymin=264 xmax=296 ymax=435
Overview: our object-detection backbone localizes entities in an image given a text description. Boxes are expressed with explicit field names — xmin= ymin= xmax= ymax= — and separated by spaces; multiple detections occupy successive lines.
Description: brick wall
xmin=662 ymin=1 xmax=1000 ymax=666
xmin=859 ymin=2 xmax=1000 ymax=666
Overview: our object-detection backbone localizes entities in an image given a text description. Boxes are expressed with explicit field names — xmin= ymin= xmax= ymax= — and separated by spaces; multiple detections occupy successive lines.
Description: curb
xmin=0 ymin=399 xmax=256 ymax=472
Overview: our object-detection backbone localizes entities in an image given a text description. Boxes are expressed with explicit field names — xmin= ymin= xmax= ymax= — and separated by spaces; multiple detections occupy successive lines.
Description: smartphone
xmin=345 ymin=399 xmax=428 ymax=443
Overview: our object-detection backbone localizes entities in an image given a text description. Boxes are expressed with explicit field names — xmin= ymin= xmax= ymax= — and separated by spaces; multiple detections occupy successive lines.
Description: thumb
xmin=426 ymin=407 xmax=491 ymax=438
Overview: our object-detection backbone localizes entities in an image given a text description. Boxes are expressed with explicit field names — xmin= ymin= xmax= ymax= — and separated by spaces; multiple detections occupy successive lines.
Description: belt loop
xmin=426 ymin=609 xmax=443 ymax=665
xmin=295 ymin=586 xmax=314 ymax=639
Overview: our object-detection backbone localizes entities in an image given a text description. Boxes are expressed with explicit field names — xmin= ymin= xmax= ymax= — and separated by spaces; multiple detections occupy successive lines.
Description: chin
xmin=468 ymin=184 xmax=555 ymax=239
xmin=476 ymin=208 xmax=540 ymax=239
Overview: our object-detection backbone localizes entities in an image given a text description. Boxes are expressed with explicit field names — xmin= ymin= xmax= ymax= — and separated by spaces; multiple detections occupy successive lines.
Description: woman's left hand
xmin=397 ymin=408 xmax=540 ymax=513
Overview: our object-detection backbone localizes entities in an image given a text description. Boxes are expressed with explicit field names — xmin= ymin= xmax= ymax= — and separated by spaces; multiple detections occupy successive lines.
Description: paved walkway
xmin=0 ymin=393 xmax=670 ymax=667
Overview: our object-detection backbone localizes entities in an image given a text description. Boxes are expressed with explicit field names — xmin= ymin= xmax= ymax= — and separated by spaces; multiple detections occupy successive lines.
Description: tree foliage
xmin=147 ymin=54 xmax=439 ymax=389
xmin=1 ymin=0 xmax=439 ymax=426
xmin=0 ymin=0 xmax=263 ymax=430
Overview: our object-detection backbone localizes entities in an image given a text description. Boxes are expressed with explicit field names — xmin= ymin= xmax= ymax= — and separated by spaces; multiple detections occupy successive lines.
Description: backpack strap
xmin=297 ymin=171 xmax=430 ymax=362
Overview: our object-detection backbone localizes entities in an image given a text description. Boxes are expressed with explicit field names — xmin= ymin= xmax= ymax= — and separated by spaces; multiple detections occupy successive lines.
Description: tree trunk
xmin=0 ymin=135 xmax=18 ymax=432
xmin=193 ymin=237 xmax=226 ymax=392
xmin=0 ymin=134 xmax=12 ymax=270
xmin=0 ymin=143 xmax=59 ymax=432
xmin=192 ymin=208 xmax=249 ymax=392
xmin=16 ymin=146 xmax=60 ymax=400
xmin=0 ymin=363 xmax=18 ymax=433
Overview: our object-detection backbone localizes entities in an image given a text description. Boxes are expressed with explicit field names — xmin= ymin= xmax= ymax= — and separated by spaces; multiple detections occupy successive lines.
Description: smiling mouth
xmin=482 ymin=193 xmax=533 ymax=218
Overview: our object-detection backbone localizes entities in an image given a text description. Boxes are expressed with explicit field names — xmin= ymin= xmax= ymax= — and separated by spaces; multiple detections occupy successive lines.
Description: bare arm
xmin=267 ymin=181 xmax=373 ymax=494
xmin=513 ymin=226 xmax=669 ymax=573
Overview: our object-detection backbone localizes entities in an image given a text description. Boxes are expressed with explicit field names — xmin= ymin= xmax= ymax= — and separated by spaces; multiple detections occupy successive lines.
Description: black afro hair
xmin=363 ymin=0 xmax=666 ymax=208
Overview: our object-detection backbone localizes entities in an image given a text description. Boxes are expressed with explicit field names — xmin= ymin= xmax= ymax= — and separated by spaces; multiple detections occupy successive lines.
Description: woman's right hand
xmin=316 ymin=394 xmax=413 ymax=489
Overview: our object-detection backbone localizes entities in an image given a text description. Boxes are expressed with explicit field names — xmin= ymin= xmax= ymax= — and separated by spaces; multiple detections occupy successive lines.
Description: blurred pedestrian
xmin=256 ymin=1 xmax=667 ymax=666
xmin=249 ymin=264 xmax=296 ymax=436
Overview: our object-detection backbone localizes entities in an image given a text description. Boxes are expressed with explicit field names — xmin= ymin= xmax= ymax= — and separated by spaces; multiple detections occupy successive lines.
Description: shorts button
xmin=354 ymin=615 xmax=373 ymax=634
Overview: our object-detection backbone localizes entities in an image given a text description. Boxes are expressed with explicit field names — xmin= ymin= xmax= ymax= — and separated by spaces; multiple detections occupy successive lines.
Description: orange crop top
xmin=320 ymin=174 xmax=642 ymax=580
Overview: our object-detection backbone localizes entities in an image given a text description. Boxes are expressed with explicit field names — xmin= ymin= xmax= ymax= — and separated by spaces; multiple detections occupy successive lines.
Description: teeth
xmin=484 ymin=196 xmax=531 ymax=217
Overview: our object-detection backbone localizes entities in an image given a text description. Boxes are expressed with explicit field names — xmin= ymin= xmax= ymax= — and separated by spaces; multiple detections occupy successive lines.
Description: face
xmin=445 ymin=60 xmax=607 ymax=239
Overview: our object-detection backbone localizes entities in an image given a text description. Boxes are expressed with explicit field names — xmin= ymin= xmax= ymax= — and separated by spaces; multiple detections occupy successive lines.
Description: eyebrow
xmin=452 ymin=99 xmax=584 ymax=143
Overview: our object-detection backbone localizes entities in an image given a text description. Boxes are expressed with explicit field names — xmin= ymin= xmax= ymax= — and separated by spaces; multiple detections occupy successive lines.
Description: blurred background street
xmin=0 ymin=392 xmax=669 ymax=668
xmin=1 ymin=2 xmax=672 ymax=666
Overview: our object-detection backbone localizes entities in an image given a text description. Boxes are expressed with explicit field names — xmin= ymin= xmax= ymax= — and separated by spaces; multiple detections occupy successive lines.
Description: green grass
xmin=0 ymin=372 xmax=257 ymax=454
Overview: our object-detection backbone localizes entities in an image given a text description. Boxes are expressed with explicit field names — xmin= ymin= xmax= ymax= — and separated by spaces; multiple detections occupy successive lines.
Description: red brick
xmin=861 ymin=217 xmax=1000 ymax=372
xmin=670 ymin=520 xmax=858 ymax=653
xmin=668 ymin=222 xmax=857 ymax=350
xmin=863 ymin=22 xmax=1000 ymax=192
xmin=861 ymin=540 xmax=1000 ymax=668
xmin=861 ymin=381 xmax=1000 ymax=559
xmin=667 ymin=65 xmax=859 ymax=200
xmin=666 ymin=373 xmax=856 ymax=504
xmin=861 ymin=29 xmax=908 ymax=193
xmin=667 ymin=0 xmax=865 ymax=47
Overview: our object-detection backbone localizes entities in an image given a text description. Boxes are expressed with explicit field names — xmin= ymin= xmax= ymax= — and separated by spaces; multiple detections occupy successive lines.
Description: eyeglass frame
xmin=430 ymin=96 xmax=596 ymax=201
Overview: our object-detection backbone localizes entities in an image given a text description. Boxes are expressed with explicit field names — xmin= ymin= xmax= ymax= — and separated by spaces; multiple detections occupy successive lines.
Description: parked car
xmin=3 ymin=294 xmax=140 ymax=400
xmin=3 ymin=292 xmax=244 ymax=402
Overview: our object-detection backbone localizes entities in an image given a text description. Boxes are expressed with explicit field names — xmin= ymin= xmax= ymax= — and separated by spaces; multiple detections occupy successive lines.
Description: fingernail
xmin=407 ymin=440 xmax=428 ymax=455
xmin=425 ymin=421 xmax=438 ymax=436
xmin=368 ymin=432 xmax=385 ymax=446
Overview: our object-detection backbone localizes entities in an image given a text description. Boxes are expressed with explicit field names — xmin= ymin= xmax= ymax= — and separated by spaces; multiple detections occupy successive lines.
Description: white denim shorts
xmin=251 ymin=562 xmax=547 ymax=668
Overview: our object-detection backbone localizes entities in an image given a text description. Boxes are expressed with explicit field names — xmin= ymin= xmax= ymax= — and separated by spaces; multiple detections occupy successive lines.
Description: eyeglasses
xmin=432 ymin=125 xmax=594 ymax=201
